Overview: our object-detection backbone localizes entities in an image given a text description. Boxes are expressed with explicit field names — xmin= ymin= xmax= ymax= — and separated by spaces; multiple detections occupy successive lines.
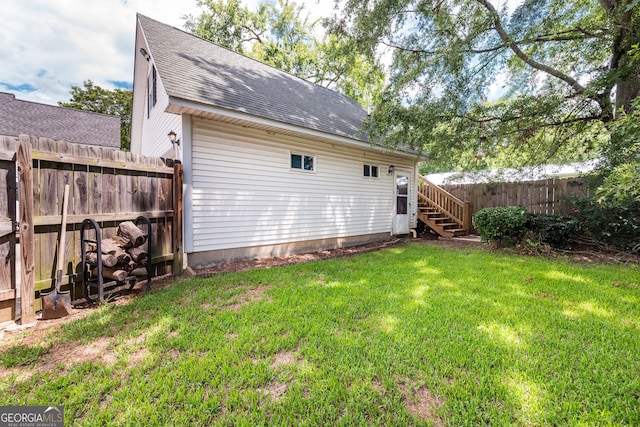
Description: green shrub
xmin=570 ymin=195 xmax=640 ymax=252
xmin=473 ymin=206 xmax=530 ymax=245
xmin=528 ymin=213 xmax=579 ymax=248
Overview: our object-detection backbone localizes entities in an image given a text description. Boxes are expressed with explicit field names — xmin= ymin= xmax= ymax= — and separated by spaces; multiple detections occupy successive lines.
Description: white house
xmin=130 ymin=14 xmax=421 ymax=268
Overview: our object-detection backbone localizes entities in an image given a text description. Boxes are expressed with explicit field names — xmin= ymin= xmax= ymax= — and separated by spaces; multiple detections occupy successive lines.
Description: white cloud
xmin=0 ymin=0 xmax=203 ymax=105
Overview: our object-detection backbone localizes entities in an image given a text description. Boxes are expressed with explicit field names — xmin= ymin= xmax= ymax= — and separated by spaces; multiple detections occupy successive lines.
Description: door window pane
xmin=397 ymin=176 xmax=408 ymax=195
xmin=397 ymin=196 xmax=408 ymax=214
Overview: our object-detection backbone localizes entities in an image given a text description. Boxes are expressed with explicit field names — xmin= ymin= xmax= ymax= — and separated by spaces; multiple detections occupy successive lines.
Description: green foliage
xmin=473 ymin=206 xmax=530 ymax=244
xmin=184 ymin=0 xmax=385 ymax=110
xmin=339 ymin=0 xmax=639 ymax=172
xmin=528 ymin=213 xmax=579 ymax=248
xmin=59 ymin=80 xmax=132 ymax=151
xmin=474 ymin=208 xmax=581 ymax=248
xmin=571 ymin=195 xmax=640 ymax=252
xmin=595 ymin=98 xmax=640 ymax=206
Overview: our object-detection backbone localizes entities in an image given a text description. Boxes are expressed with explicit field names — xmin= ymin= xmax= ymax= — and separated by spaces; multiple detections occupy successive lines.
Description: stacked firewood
xmin=87 ymin=221 xmax=149 ymax=282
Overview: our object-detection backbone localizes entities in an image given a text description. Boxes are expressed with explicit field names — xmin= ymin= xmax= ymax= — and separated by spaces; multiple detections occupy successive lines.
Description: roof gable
xmin=137 ymin=14 xmax=369 ymax=141
xmin=0 ymin=92 xmax=120 ymax=147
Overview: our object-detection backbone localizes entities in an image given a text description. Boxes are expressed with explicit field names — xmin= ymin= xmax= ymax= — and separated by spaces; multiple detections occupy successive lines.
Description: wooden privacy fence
xmin=1 ymin=134 xmax=183 ymax=324
xmin=441 ymin=177 xmax=590 ymax=221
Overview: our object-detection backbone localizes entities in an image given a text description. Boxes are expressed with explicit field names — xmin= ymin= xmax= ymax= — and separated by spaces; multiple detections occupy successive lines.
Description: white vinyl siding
xmin=189 ymin=117 xmax=416 ymax=253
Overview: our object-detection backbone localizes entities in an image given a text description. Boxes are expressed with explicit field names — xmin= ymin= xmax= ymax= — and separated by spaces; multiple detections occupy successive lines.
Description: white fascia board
xmin=166 ymin=97 xmax=421 ymax=160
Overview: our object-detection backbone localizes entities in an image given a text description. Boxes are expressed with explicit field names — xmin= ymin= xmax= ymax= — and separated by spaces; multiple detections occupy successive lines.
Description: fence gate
xmin=0 ymin=136 xmax=17 ymax=323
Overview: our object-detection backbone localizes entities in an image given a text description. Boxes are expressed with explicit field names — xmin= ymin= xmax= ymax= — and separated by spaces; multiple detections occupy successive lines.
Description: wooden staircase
xmin=417 ymin=175 xmax=471 ymax=238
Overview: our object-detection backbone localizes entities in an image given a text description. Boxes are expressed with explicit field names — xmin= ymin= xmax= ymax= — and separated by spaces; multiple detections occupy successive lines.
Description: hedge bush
xmin=528 ymin=213 xmax=579 ymax=248
xmin=473 ymin=207 xmax=581 ymax=248
xmin=473 ymin=206 xmax=530 ymax=244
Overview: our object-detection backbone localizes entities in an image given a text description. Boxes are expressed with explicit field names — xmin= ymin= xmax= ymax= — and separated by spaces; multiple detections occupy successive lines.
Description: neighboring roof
xmin=427 ymin=160 xmax=600 ymax=185
xmin=0 ymin=92 xmax=120 ymax=148
xmin=138 ymin=14 xmax=369 ymax=142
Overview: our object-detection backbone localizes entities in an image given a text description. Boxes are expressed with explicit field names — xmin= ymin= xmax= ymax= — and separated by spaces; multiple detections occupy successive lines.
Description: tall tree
xmin=184 ymin=0 xmax=385 ymax=110
xmin=336 ymin=0 xmax=640 ymax=171
xmin=59 ymin=80 xmax=132 ymax=150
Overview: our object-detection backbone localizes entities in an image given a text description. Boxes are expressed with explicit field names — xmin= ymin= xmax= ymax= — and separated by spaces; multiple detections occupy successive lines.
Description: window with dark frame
xmin=291 ymin=153 xmax=315 ymax=172
xmin=147 ymin=65 xmax=157 ymax=118
xmin=363 ymin=164 xmax=379 ymax=178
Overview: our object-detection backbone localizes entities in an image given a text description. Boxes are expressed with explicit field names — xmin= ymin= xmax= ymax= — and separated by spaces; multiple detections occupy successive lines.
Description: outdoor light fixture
xmin=168 ymin=130 xmax=181 ymax=162
xmin=168 ymin=130 xmax=180 ymax=146
xmin=388 ymin=165 xmax=395 ymax=174
xmin=139 ymin=47 xmax=150 ymax=61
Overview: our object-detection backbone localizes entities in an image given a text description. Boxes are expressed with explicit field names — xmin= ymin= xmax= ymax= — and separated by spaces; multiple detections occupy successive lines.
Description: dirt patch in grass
xmin=271 ymin=350 xmax=295 ymax=369
xmin=535 ymin=292 xmax=557 ymax=299
xmin=222 ymin=284 xmax=272 ymax=311
xmin=400 ymin=382 xmax=445 ymax=426
xmin=47 ymin=336 xmax=115 ymax=368
xmin=258 ymin=382 xmax=288 ymax=401
xmin=612 ymin=281 xmax=638 ymax=289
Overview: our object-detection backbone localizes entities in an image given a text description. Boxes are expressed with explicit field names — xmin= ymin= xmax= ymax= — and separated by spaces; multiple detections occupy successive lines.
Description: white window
xmin=291 ymin=153 xmax=315 ymax=172
xmin=363 ymin=164 xmax=379 ymax=178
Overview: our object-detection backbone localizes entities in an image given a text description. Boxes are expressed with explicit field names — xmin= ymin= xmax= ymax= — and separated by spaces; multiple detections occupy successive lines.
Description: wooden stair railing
xmin=417 ymin=175 xmax=471 ymax=238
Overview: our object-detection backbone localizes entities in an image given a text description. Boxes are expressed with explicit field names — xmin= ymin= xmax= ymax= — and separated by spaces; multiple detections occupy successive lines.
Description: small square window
xmin=364 ymin=164 xmax=371 ymax=177
xmin=371 ymin=165 xmax=379 ymax=177
xmin=291 ymin=153 xmax=315 ymax=172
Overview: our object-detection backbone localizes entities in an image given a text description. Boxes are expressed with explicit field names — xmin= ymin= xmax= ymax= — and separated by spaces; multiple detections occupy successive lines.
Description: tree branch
xmin=476 ymin=0 xmax=586 ymax=95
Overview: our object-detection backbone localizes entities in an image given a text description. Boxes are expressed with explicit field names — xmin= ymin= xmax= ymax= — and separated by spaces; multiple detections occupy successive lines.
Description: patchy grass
xmin=1 ymin=243 xmax=639 ymax=425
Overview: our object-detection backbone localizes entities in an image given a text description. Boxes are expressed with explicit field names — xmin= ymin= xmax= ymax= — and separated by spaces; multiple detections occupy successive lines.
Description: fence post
xmin=463 ymin=201 xmax=471 ymax=234
xmin=172 ymin=162 xmax=184 ymax=275
xmin=17 ymin=136 xmax=35 ymax=325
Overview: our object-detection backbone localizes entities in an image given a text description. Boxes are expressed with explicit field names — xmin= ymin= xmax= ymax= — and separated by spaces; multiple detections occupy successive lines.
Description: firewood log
xmin=118 ymin=221 xmax=146 ymax=248
xmin=92 ymin=267 xmax=128 ymax=282
xmin=112 ymin=235 xmax=131 ymax=249
xmin=86 ymin=252 xmax=118 ymax=268
xmin=88 ymin=237 xmax=128 ymax=256
xmin=129 ymin=267 xmax=149 ymax=277
xmin=127 ymin=246 xmax=148 ymax=264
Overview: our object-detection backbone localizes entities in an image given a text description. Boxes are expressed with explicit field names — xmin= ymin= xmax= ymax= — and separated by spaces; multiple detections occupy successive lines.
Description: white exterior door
xmin=392 ymin=171 xmax=410 ymax=235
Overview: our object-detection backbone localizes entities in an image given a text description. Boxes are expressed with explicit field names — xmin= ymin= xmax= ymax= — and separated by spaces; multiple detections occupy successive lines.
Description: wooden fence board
xmin=18 ymin=136 xmax=35 ymax=324
xmin=0 ymin=137 xmax=16 ymax=322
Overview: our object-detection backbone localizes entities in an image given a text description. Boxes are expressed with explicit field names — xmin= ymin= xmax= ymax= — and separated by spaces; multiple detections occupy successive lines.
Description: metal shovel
xmin=41 ymin=184 xmax=72 ymax=319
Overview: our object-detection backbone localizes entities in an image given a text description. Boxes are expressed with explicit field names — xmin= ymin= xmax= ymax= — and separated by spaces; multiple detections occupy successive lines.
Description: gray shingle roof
xmin=0 ymin=92 xmax=120 ymax=148
xmin=138 ymin=14 xmax=369 ymax=141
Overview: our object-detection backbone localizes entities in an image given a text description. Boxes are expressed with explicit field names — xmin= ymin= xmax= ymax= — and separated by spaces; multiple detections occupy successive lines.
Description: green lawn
xmin=1 ymin=243 xmax=639 ymax=426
